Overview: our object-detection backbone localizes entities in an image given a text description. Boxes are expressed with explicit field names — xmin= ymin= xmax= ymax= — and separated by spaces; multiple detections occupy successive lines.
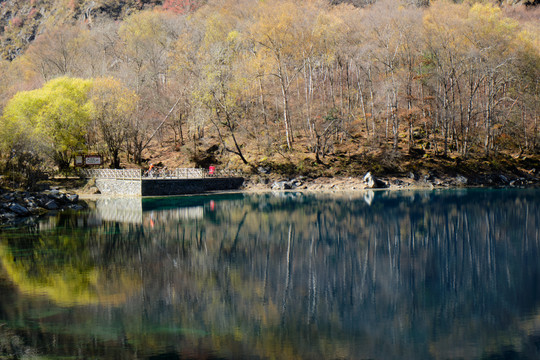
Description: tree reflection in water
xmin=0 ymin=189 xmax=539 ymax=359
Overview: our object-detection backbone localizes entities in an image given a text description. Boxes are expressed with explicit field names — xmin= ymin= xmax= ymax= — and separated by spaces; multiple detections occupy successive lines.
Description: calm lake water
xmin=0 ymin=189 xmax=539 ymax=359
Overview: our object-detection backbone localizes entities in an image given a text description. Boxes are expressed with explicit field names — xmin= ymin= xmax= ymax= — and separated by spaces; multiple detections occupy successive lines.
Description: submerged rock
xmin=68 ymin=204 xmax=84 ymax=211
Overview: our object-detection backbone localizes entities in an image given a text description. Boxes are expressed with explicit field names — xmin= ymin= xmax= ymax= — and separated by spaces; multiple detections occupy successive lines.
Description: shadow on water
xmin=0 ymin=189 xmax=539 ymax=359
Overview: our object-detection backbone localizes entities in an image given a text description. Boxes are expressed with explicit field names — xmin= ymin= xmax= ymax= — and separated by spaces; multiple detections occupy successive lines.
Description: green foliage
xmin=90 ymin=77 xmax=138 ymax=168
xmin=1 ymin=150 xmax=48 ymax=190
xmin=1 ymin=76 xmax=93 ymax=171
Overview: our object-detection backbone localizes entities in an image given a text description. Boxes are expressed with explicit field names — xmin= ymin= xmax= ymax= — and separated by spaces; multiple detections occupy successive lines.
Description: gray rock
xmin=510 ymin=178 xmax=526 ymax=187
xmin=0 ymin=211 xmax=16 ymax=220
xmin=499 ymin=175 xmax=509 ymax=184
xmin=9 ymin=203 xmax=30 ymax=215
xmin=258 ymin=166 xmax=270 ymax=174
xmin=363 ymin=172 xmax=387 ymax=189
xmin=2 ymin=193 xmax=14 ymax=202
xmin=24 ymin=199 xmax=39 ymax=209
xmin=67 ymin=194 xmax=79 ymax=203
xmin=36 ymin=197 xmax=48 ymax=207
xmin=271 ymin=181 xmax=293 ymax=190
xmin=363 ymin=172 xmax=375 ymax=187
xmin=48 ymin=194 xmax=61 ymax=201
xmin=44 ymin=200 xmax=59 ymax=210
xmin=456 ymin=175 xmax=468 ymax=185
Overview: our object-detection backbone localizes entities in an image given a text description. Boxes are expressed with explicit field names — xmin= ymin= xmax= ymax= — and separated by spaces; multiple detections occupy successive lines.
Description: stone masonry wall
xmin=95 ymin=177 xmax=244 ymax=196
xmin=95 ymin=178 xmax=142 ymax=196
xmin=141 ymin=178 xmax=245 ymax=196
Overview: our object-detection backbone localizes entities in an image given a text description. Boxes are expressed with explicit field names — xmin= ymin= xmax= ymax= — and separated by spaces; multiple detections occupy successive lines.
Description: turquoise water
xmin=0 ymin=189 xmax=539 ymax=359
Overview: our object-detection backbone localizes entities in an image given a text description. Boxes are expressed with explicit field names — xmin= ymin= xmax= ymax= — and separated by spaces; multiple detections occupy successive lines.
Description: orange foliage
xmin=162 ymin=0 xmax=200 ymax=15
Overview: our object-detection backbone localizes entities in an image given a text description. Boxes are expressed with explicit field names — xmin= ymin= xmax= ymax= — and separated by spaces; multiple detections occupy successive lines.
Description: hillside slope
xmin=0 ymin=0 xmax=163 ymax=59
xmin=1 ymin=0 xmax=537 ymax=60
xmin=0 ymin=0 xmax=537 ymax=191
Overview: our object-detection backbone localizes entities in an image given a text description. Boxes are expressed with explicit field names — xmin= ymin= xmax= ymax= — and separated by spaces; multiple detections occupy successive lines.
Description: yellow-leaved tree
xmin=1 ymin=76 xmax=93 ymax=173
xmin=90 ymin=77 xmax=138 ymax=169
xmin=249 ymin=0 xmax=318 ymax=150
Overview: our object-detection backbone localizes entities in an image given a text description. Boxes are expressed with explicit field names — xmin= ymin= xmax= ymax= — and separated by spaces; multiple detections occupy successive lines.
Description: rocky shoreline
xmin=246 ymin=171 xmax=539 ymax=192
xmin=1 ymin=171 xmax=538 ymax=226
xmin=0 ymin=188 xmax=86 ymax=225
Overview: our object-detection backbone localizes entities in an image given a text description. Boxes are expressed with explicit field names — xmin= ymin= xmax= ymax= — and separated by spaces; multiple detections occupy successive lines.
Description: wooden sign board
xmin=85 ymin=155 xmax=102 ymax=166
xmin=75 ymin=155 xmax=84 ymax=167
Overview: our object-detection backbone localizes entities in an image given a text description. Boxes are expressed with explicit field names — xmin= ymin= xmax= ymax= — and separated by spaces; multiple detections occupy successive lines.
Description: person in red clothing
xmin=145 ymin=163 xmax=154 ymax=177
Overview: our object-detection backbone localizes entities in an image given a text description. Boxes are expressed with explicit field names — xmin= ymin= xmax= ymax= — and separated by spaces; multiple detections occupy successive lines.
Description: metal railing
xmin=83 ymin=168 xmax=242 ymax=180
xmin=83 ymin=169 xmax=142 ymax=179
xmin=166 ymin=168 xmax=206 ymax=179
xmin=213 ymin=169 xmax=243 ymax=177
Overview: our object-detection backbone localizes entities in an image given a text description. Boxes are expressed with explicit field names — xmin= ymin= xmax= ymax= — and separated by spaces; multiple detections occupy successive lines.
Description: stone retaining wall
xmin=95 ymin=178 xmax=142 ymax=196
xmin=95 ymin=177 xmax=244 ymax=196
xmin=141 ymin=177 xmax=245 ymax=196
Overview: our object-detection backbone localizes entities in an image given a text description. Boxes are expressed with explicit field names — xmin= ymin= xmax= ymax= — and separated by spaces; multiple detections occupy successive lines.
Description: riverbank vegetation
xmin=0 ymin=0 xmax=538 ymax=188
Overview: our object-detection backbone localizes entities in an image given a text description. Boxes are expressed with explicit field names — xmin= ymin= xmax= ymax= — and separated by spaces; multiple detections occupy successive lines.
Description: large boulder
xmin=271 ymin=178 xmax=304 ymax=190
xmin=43 ymin=200 xmax=59 ymax=210
xmin=271 ymin=181 xmax=293 ymax=190
xmin=9 ymin=203 xmax=29 ymax=216
xmin=498 ymin=174 xmax=509 ymax=185
xmin=363 ymin=172 xmax=387 ymax=189
xmin=455 ymin=175 xmax=468 ymax=186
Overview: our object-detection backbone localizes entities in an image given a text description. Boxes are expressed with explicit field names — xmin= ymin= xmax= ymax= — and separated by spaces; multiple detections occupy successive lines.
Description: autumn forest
xmin=0 ymin=0 xmax=538 ymax=185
